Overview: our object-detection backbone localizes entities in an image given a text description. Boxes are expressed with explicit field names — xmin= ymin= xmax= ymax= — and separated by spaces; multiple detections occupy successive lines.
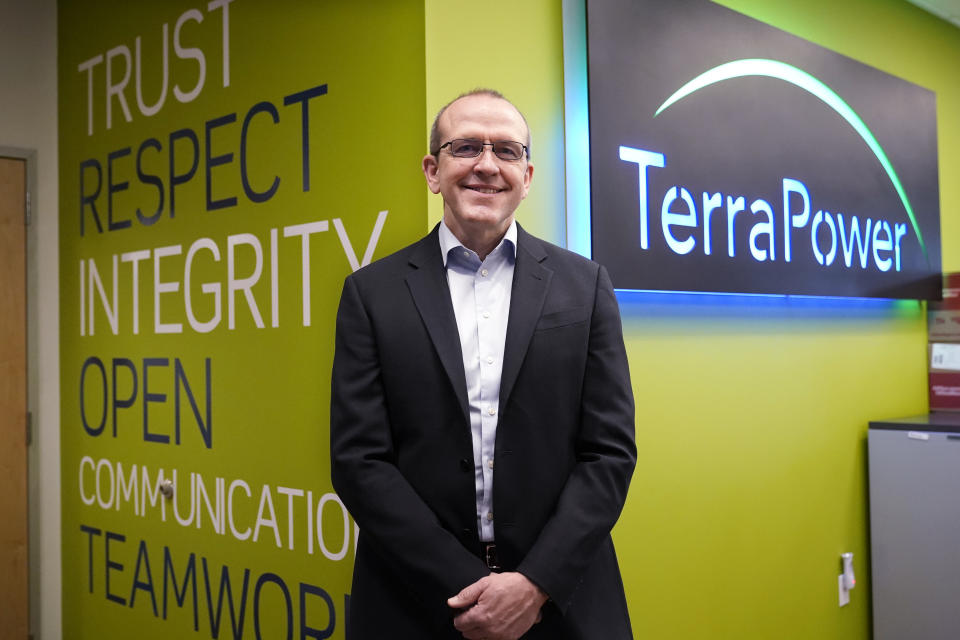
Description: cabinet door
xmin=869 ymin=428 xmax=960 ymax=640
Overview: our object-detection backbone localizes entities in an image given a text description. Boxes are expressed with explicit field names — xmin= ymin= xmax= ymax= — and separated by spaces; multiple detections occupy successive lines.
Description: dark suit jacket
xmin=330 ymin=224 xmax=636 ymax=639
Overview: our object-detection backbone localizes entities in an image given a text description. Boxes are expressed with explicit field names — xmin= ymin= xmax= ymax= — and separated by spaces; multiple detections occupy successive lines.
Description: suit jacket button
xmin=459 ymin=458 xmax=471 ymax=472
xmin=461 ymin=528 xmax=472 ymax=539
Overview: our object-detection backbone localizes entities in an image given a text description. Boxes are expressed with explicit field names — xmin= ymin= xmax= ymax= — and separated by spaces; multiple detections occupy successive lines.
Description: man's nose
xmin=473 ymin=146 xmax=500 ymax=172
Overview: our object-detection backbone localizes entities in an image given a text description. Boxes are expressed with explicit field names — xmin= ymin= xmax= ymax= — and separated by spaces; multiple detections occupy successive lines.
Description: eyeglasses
xmin=438 ymin=138 xmax=528 ymax=161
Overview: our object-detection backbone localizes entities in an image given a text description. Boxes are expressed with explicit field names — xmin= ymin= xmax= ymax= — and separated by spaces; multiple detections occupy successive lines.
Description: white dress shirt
xmin=438 ymin=219 xmax=516 ymax=542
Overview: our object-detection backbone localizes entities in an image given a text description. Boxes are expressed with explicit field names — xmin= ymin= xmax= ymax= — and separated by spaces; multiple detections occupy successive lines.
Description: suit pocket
xmin=535 ymin=305 xmax=591 ymax=331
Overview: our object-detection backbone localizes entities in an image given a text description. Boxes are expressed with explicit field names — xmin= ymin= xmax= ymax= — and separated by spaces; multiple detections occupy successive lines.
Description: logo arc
xmin=654 ymin=58 xmax=928 ymax=263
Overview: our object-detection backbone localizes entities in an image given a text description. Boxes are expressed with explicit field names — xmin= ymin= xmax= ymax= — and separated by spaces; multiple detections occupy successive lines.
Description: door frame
xmin=1 ymin=145 xmax=39 ymax=640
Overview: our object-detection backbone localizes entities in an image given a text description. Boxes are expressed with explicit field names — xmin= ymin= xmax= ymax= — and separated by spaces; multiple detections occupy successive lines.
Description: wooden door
xmin=0 ymin=156 xmax=28 ymax=640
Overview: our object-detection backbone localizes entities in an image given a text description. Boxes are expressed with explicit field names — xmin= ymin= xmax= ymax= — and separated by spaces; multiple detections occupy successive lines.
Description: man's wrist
xmin=516 ymin=571 xmax=549 ymax=605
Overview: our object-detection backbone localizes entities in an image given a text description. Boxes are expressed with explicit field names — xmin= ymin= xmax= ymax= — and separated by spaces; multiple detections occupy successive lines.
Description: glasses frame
xmin=438 ymin=138 xmax=529 ymax=162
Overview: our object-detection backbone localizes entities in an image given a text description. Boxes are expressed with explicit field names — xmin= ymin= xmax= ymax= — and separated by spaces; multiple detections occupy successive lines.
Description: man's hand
xmin=447 ymin=572 xmax=548 ymax=640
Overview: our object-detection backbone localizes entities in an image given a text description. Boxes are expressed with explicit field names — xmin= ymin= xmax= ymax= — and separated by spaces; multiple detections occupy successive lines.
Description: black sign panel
xmin=587 ymin=0 xmax=941 ymax=298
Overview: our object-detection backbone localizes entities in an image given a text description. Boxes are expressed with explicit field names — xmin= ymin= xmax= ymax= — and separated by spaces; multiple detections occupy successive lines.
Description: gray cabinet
xmin=868 ymin=414 xmax=960 ymax=640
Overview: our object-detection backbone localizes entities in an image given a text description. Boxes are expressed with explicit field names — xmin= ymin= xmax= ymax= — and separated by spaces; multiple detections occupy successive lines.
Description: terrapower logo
xmin=585 ymin=0 xmax=941 ymax=299
xmin=619 ymin=59 xmax=925 ymax=274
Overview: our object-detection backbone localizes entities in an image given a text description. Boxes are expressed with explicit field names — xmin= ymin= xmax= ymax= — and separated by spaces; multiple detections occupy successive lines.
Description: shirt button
xmin=463 ymin=250 xmax=470 ymax=257
xmin=486 ymin=356 xmax=494 ymax=364
xmin=488 ymin=458 xmax=494 ymax=469
xmin=482 ymin=311 xmax=490 ymax=319
xmin=481 ymin=269 xmax=489 ymax=277
xmin=486 ymin=512 xmax=494 ymax=521
xmin=487 ymin=407 xmax=496 ymax=416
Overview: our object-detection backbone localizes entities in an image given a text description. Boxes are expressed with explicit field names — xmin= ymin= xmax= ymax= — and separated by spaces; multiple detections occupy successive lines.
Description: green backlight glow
xmin=654 ymin=58 xmax=928 ymax=262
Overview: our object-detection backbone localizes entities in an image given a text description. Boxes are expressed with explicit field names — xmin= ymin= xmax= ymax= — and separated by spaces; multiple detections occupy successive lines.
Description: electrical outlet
xmin=838 ymin=552 xmax=855 ymax=606
xmin=838 ymin=574 xmax=850 ymax=606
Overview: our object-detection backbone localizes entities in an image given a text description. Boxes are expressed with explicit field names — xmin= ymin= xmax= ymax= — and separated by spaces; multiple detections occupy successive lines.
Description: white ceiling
xmin=907 ymin=0 xmax=960 ymax=28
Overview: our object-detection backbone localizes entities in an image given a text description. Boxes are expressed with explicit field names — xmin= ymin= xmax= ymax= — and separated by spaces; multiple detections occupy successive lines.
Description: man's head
xmin=422 ymin=90 xmax=534 ymax=252
xmin=428 ymin=89 xmax=531 ymax=158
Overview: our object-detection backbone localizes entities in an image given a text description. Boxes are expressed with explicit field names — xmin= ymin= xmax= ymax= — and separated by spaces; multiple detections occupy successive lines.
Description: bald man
xmin=331 ymin=89 xmax=636 ymax=639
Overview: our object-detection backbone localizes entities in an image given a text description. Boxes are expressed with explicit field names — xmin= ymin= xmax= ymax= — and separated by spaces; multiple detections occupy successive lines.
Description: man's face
xmin=422 ymin=95 xmax=534 ymax=240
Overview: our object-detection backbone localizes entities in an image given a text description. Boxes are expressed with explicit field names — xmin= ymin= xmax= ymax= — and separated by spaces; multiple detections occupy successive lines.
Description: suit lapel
xmin=405 ymin=229 xmax=470 ymax=422
xmin=500 ymin=227 xmax=552 ymax=412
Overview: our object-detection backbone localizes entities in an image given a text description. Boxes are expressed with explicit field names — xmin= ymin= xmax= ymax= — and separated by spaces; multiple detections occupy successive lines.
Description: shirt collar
xmin=439 ymin=219 xmax=517 ymax=267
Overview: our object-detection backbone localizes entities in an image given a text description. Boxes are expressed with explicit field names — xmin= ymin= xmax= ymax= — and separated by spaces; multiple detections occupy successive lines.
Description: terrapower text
xmin=619 ymin=145 xmax=909 ymax=272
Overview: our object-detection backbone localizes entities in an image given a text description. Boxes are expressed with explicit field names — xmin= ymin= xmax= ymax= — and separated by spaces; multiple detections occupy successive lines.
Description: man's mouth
xmin=464 ymin=185 xmax=503 ymax=194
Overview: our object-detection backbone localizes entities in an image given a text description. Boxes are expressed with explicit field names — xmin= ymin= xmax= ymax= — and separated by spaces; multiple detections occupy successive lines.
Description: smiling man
xmin=331 ymin=89 xmax=637 ymax=639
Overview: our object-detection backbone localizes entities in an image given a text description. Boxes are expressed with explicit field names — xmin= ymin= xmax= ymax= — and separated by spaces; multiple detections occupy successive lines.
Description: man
xmin=330 ymin=89 xmax=636 ymax=639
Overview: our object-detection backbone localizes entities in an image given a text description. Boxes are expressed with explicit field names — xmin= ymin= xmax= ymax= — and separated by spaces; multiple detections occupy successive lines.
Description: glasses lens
xmin=449 ymin=139 xmax=483 ymax=157
xmin=493 ymin=141 xmax=524 ymax=161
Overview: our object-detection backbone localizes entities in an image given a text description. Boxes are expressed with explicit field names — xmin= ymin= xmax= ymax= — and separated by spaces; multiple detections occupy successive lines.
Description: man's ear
xmin=422 ymin=154 xmax=441 ymax=194
xmin=520 ymin=162 xmax=534 ymax=200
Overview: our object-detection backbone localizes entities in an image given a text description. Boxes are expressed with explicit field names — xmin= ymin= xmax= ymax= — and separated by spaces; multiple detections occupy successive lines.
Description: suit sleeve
xmin=329 ymin=275 xmax=488 ymax=607
xmin=516 ymin=264 xmax=637 ymax=611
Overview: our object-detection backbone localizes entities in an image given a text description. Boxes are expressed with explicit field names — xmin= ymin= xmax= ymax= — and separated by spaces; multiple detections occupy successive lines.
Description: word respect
xmin=79 ymin=84 xmax=327 ymax=236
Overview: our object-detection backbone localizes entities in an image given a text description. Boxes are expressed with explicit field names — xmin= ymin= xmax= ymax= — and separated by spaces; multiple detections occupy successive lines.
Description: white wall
xmin=0 ymin=1 xmax=60 ymax=637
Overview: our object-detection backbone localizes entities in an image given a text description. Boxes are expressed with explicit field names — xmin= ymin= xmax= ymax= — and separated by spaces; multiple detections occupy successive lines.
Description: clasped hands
xmin=447 ymin=572 xmax=548 ymax=640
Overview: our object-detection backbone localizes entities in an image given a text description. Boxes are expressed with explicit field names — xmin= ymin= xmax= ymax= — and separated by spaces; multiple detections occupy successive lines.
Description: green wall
xmin=426 ymin=1 xmax=958 ymax=638
xmin=424 ymin=0 xmax=567 ymax=243
xmin=57 ymin=2 xmax=427 ymax=637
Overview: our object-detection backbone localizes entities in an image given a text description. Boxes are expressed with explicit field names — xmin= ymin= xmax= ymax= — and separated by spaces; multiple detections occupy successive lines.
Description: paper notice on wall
xmin=931 ymin=343 xmax=960 ymax=371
